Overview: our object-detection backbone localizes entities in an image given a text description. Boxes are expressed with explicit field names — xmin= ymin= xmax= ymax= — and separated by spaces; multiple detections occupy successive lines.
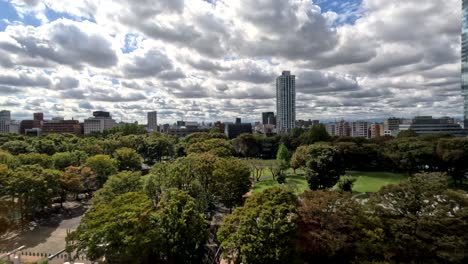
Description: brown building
xmin=20 ymin=120 xmax=34 ymax=134
xmin=42 ymin=120 xmax=82 ymax=135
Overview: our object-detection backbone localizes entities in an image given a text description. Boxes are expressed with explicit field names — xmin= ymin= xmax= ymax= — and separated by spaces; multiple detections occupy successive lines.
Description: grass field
xmin=252 ymin=171 xmax=407 ymax=195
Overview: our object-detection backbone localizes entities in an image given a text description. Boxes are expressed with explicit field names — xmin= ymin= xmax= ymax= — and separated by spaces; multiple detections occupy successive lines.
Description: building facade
xmin=0 ymin=110 xmax=11 ymax=134
xmin=84 ymin=111 xmax=117 ymax=134
xmin=463 ymin=0 xmax=468 ymax=128
xmin=276 ymin=71 xmax=296 ymax=134
xmin=351 ymin=121 xmax=369 ymax=138
xmin=325 ymin=121 xmax=351 ymax=137
xmin=147 ymin=111 xmax=158 ymax=132
xmin=399 ymin=116 xmax=467 ymax=136
xmin=42 ymin=119 xmax=82 ymax=135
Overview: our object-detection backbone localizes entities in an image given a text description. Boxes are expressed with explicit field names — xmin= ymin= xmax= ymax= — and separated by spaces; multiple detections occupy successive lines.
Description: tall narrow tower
xmin=463 ymin=0 xmax=468 ymax=128
xmin=147 ymin=111 xmax=158 ymax=132
xmin=276 ymin=71 xmax=296 ymax=134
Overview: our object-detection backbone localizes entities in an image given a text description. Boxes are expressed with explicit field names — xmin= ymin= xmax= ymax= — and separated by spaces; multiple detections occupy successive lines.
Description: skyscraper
xmin=147 ymin=111 xmax=158 ymax=132
xmin=276 ymin=71 xmax=296 ymax=133
xmin=463 ymin=0 xmax=468 ymax=128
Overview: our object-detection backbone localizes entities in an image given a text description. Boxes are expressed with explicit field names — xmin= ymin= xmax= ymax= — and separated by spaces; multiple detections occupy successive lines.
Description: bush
xmin=337 ymin=176 xmax=356 ymax=192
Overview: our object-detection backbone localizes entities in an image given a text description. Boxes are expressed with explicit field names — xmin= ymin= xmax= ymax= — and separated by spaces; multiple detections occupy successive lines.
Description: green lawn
xmin=346 ymin=171 xmax=407 ymax=193
xmin=252 ymin=171 xmax=406 ymax=195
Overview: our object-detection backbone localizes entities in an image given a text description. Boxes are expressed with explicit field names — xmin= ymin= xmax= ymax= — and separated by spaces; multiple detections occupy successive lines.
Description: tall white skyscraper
xmin=147 ymin=111 xmax=158 ymax=132
xmin=276 ymin=71 xmax=296 ymax=133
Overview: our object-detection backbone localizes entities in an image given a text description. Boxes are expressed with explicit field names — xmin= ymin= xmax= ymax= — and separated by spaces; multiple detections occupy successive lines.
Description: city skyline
xmin=0 ymin=0 xmax=463 ymax=124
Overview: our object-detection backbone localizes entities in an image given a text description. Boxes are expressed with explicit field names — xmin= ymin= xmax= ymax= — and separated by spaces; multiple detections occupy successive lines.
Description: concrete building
xmin=0 ymin=110 xmax=11 ymax=134
xmin=147 ymin=111 xmax=158 ymax=132
xmin=262 ymin=112 xmax=275 ymax=125
xmin=463 ymin=0 xmax=468 ymax=128
xmin=351 ymin=121 xmax=369 ymax=138
xmin=399 ymin=116 xmax=467 ymax=136
xmin=276 ymin=71 xmax=296 ymax=133
xmin=84 ymin=111 xmax=117 ymax=135
xmin=370 ymin=123 xmax=384 ymax=138
xmin=325 ymin=121 xmax=351 ymax=137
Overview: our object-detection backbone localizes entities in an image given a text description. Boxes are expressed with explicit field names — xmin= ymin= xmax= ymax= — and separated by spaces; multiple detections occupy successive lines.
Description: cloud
xmin=0 ymin=0 xmax=463 ymax=123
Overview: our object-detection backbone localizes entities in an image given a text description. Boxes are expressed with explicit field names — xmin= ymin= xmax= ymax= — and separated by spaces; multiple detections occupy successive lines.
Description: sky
xmin=0 ymin=0 xmax=463 ymax=124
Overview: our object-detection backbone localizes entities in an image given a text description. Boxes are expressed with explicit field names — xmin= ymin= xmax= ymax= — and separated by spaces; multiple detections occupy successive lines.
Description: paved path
xmin=0 ymin=201 xmax=87 ymax=260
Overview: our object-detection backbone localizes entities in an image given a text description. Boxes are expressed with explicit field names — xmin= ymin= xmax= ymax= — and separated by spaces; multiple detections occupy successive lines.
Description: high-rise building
xmin=276 ymin=71 xmax=296 ymax=133
xmin=262 ymin=112 xmax=275 ymax=125
xmin=351 ymin=121 xmax=369 ymax=138
xmin=0 ymin=110 xmax=11 ymax=134
xmin=0 ymin=110 xmax=10 ymax=121
xmin=147 ymin=111 xmax=158 ymax=132
xmin=463 ymin=0 xmax=468 ymax=128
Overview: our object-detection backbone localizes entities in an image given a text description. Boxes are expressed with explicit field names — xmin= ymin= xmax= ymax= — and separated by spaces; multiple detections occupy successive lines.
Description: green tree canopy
xmin=113 ymin=147 xmax=143 ymax=171
xmin=303 ymin=144 xmax=345 ymax=190
xmin=218 ymin=187 xmax=298 ymax=264
xmin=213 ymin=157 xmax=251 ymax=210
xmin=85 ymin=154 xmax=118 ymax=187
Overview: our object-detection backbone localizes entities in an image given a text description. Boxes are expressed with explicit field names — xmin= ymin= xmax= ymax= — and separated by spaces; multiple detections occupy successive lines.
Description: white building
xmin=276 ymin=71 xmax=296 ymax=134
xmin=84 ymin=111 xmax=117 ymax=134
xmin=147 ymin=111 xmax=158 ymax=132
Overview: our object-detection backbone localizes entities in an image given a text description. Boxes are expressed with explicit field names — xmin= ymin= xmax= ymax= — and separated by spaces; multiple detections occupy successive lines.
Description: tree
xmin=336 ymin=176 xmax=356 ymax=192
xmin=152 ymin=189 xmax=208 ymax=263
xmin=232 ymin=134 xmax=261 ymax=157
xmin=17 ymin=153 xmax=53 ymax=168
xmin=0 ymin=150 xmax=15 ymax=167
xmin=1 ymin=140 xmax=31 ymax=155
xmin=32 ymin=139 xmax=57 ymax=155
xmin=52 ymin=151 xmax=88 ymax=170
xmin=187 ymin=138 xmax=235 ymax=157
xmin=213 ymin=157 xmax=251 ymax=211
xmin=304 ymin=144 xmax=345 ymax=190
xmin=93 ymin=171 xmax=143 ymax=204
xmin=298 ymin=190 xmax=361 ymax=262
xmin=218 ymin=187 xmax=298 ymax=264
xmin=142 ymin=135 xmax=175 ymax=164
xmin=299 ymin=124 xmax=331 ymax=145
xmin=276 ymin=143 xmax=291 ymax=167
xmin=366 ymin=173 xmax=468 ymax=263
xmin=59 ymin=167 xmax=85 ymax=205
xmin=291 ymin=145 xmax=311 ymax=172
xmin=85 ymin=155 xmax=118 ymax=187
xmin=247 ymin=159 xmax=267 ymax=182
xmin=436 ymin=138 xmax=468 ymax=186
xmin=113 ymin=147 xmax=142 ymax=171
xmin=72 ymin=192 xmax=156 ymax=263
xmin=6 ymin=165 xmax=59 ymax=228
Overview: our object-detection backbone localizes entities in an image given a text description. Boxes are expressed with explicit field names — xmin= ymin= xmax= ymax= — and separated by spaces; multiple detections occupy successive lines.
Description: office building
xmin=0 ymin=110 xmax=10 ymax=121
xmin=42 ymin=119 xmax=82 ymax=135
xmin=84 ymin=111 xmax=117 ymax=134
xmin=0 ymin=110 xmax=11 ymax=134
xmin=262 ymin=112 xmax=275 ymax=125
xmin=463 ymin=0 xmax=468 ymax=128
xmin=276 ymin=71 xmax=296 ymax=133
xmin=399 ymin=116 xmax=467 ymax=136
xmin=147 ymin=111 xmax=158 ymax=132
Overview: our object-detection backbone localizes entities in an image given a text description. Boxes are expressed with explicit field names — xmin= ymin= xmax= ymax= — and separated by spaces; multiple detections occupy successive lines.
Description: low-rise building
xmin=399 ymin=116 xmax=467 ymax=136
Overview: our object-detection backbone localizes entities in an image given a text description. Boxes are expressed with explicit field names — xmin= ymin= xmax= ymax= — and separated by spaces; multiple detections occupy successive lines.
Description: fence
xmin=0 ymin=249 xmax=91 ymax=264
